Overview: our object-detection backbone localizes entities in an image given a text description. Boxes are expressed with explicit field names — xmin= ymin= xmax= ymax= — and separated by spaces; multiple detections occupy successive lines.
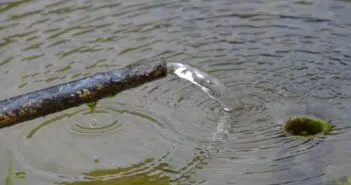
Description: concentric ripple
xmin=0 ymin=59 xmax=239 ymax=184
xmin=65 ymin=107 xmax=139 ymax=138
xmin=9 ymin=98 xmax=209 ymax=182
xmin=7 ymin=68 xmax=238 ymax=183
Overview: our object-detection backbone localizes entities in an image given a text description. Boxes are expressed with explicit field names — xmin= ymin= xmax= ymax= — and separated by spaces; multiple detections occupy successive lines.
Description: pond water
xmin=1 ymin=0 xmax=351 ymax=185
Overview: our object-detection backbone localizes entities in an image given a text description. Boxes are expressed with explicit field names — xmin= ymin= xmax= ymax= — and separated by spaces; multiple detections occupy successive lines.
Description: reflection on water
xmin=1 ymin=0 xmax=351 ymax=185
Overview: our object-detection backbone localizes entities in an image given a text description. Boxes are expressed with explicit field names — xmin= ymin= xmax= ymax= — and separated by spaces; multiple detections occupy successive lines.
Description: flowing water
xmin=1 ymin=0 xmax=351 ymax=185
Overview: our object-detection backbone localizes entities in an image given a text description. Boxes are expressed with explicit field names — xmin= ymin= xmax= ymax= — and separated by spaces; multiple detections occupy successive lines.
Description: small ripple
xmin=0 ymin=1 xmax=32 ymax=13
xmin=46 ymin=26 xmax=79 ymax=39
xmin=45 ymin=0 xmax=70 ymax=8
xmin=89 ymin=2 xmax=121 ymax=12
xmin=189 ymin=12 xmax=333 ymax=24
xmin=56 ymin=45 xmax=103 ymax=59
xmin=21 ymin=53 xmax=44 ymax=62
xmin=64 ymin=108 xmax=122 ymax=137
xmin=119 ymin=41 xmax=159 ymax=56
xmin=0 ymin=57 xmax=12 ymax=66
xmin=43 ymin=4 xmax=92 ymax=15
xmin=46 ymin=39 xmax=69 ymax=48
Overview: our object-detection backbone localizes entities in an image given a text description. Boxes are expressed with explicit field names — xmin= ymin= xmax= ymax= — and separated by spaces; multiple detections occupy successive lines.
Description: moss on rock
xmin=283 ymin=116 xmax=333 ymax=140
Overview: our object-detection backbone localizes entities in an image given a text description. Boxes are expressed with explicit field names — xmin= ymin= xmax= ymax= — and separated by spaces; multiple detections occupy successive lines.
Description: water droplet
xmin=223 ymin=107 xmax=233 ymax=112
xmin=87 ymin=101 xmax=97 ymax=112
xmin=89 ymin=118 xmax=98 ymax=128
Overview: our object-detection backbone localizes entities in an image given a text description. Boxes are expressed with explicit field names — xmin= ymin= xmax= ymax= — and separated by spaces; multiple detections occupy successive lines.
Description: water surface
xmin=1 ymin=0 xmax=351 ymax=185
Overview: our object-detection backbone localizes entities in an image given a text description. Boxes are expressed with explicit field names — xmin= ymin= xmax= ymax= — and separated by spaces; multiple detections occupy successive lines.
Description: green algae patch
xmin=4 ymin=159 xmax=13 ymax=185
xmin=283 ymin=116 xmax=333 ymax=140
xmin=86 ymin=158 xmax=154 ymax=177
xmin=60 ymin=158 xmax=175 ymax=185
xmin=328 ymin=176 xmax=351 ymax=185
xmin=15 ymin=172 xmax=26 ymax=180
xmin=62 ymin=172 xmax=171 ymax=185
xmin=4 ymin=158 xmax=26 ymax=185
xmin=87 ymin=101 xmax=97 ymax=113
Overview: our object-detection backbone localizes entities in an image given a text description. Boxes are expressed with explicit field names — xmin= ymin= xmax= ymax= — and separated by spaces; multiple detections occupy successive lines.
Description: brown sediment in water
xmin=283 ymin=116 xmax=333 ymax=140
xmin=0 ymin=60 xmax=167 ymax=128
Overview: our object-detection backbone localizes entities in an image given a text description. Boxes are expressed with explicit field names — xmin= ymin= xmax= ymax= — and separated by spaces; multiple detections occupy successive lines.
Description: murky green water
xmin=1 ymin=0 xmax=351 ymax=185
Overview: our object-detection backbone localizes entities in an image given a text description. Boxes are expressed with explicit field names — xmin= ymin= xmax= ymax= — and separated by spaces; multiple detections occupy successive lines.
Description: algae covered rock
xmin=283 ymin=116 xmax=333 ymax=140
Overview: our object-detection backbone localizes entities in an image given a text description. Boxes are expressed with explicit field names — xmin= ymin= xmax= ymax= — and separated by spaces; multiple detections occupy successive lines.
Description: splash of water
xmin=167 ymin=62 xmax=241 ymax=113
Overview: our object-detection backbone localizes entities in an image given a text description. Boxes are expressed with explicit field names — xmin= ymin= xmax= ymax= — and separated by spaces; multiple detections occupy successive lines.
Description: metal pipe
xmin=0 ymin=60 xmax=167 ymax=128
